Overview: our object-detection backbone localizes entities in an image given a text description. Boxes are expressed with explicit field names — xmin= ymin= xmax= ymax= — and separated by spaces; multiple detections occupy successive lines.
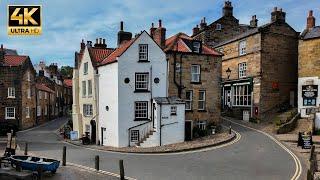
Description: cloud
xmin=0 ymin=0 xmax=319 ymax=66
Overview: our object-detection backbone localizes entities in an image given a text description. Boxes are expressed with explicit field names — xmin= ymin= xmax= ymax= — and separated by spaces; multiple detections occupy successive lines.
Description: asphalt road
xmin=16 ymin=117 xmax=299 ymax=180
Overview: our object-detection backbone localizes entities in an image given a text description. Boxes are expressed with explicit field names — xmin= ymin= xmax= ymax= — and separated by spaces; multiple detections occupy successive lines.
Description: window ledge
xmin=190 ymin=82 xmax=202 ymax=84
xmin=7 ymin=97 xmax=16 ymax=99
xmin=134 ymin=118 xmax=150 ymax=121
xmin=134 ymin=90 xmax=150 ymax=93
xmin=5 ymin=118 xmax=15 ymax=120
xmin=171 ymin=114 xmax=177 ymax=116
xmin=198 ymin=110 xmax=207 ymax=112
xmin=185 ymin=110 xmax=193 ymax=112
xmin=138 ymin=60 xmax=150 ymax=63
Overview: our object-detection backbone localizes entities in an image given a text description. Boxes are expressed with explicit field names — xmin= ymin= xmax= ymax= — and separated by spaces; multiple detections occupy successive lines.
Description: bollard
xmin=37 ymin=166 xmax=43 ymax=180
xmin=62 ymin=146 xmax=66 ymax=166
xmin=119 ymin=159 xmax=125 ymax=180
xmin=95 ymin=155 xmax=99 ymax=171
xmin=24 ymin=142 xmax=28 ymax=155
xmin=310 ymin=145 xmax=315 ymax=161
xmin=229 ymin=125 xmax=232 ymax=134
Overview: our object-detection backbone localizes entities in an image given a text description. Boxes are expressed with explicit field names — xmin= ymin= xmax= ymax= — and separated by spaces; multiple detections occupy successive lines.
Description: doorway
xmin=224 ymin=87 xmax=232 ymax=109
xmin=101 ymin=127 xmax=107 ymax=146
xmin=185 ymin=120 xmax=192 ymax=141
xmin=90 ymin=120 xmax=96 ymax=144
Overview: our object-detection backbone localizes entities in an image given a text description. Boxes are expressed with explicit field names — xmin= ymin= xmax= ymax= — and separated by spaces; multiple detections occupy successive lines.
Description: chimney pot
xmin=99 ymin=38 xmax=102 ymax=44
xmin=309 ymin=10 xmax=313 ymax=16
xmin=103 ymin=39 xmax=106 ymax=44
xmin=120 ymin=21 xmax=124 ymax=31
xmin=96 ymin=38 xmax=98 ymax=44
xmin=152 ymin=23 xmax=154 ymax=28
xmin=159 ymin=19 xmax=162 ymax=27
xmin=307 ymin=10 xmax=316 ymax=29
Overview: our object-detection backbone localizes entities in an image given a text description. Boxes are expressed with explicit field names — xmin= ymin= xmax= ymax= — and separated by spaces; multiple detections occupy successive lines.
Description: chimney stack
xmin=153 ymin=19 xmax=166 ymax=49
xmin=0 ymin=44 xmax=4 ymax=66
xmin=86 ymin=41 xmax=92 ymax=47
xmin=150 ymin=23 xmax=157 ymax=38
xmin=192 ymin=25 xmax=200 ymax=36
xmin=117 ymin=21 xmax=132 ymax=47
xmin=200 ymin=17 xmax=207 ymax=30
xmin=250 ymin=15 xmax=258 ymax=28
xmin=307 ymin=10 xmax=316 ymax=29
xmin=223 ymin=1 xmax=233 ymax=17
xmin=271 ymin=7 xmax=286 ymax=23
xmin=39 ymin=70 xmax=44 ymax=77
xmin=80 ymin=39 xmax=85 ymax=52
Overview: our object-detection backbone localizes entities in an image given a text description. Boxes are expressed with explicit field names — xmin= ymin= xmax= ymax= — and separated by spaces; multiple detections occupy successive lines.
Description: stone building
xmin=35 ymin=83 xmax=55 ymax=124
xmin=63 ymin=79 xmax=73 ymax=115
xmin=215 ymin=7 xmax=299 ymax=121
xmin=149 ymin=20 xmax=222 ymax=140
xmin=0 ymin=45 xmax=37 ymax=130
xmin=298 ymin=10 xmax=320 ymax=117
xmin=192 ymin=1 xmax=252 ymax=47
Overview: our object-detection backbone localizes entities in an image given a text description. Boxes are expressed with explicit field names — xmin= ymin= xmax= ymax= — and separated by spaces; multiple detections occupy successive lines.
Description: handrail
xmin=128 ymin=120 xmax=151 ymax=131
xmin=128 ymin=120 xmax=152 ymax=147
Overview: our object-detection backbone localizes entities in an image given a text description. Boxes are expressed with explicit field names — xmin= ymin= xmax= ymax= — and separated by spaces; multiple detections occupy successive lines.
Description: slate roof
xmin=36 ymin=83 xmax=55 ymax=93
xmin=63 ymin=79 xmax=72 ymax=88
xmin=165 ymin=33 xmax=222 ymax=56
xmin=300 ymin=26 xmax=320 ymax=40
xmin=4 ymin=49 xmax=18 ymax=55
xmin=154 ymin=97 xmax=185 ymax=104
xmin=4 ymin=55 xmax=29 ymax=66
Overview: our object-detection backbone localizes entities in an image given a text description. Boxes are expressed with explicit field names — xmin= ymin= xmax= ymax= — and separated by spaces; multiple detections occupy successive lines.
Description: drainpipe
xmin=159 ymin=103 xmax=162 ymax=146
xmin=173 ymin=53 xmax=184 ymax=98
xmin=150 ymin=66 xmax=153 ymax=127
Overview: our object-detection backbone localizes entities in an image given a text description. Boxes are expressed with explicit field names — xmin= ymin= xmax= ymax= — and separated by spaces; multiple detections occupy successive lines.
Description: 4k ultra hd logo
xmin=8 ymin=5 xmax=42 ymax=36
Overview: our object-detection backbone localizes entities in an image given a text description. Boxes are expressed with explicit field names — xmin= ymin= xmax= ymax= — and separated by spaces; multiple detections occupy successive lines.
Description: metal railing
xmin=128 ymin=120 xmax=152 ymax=146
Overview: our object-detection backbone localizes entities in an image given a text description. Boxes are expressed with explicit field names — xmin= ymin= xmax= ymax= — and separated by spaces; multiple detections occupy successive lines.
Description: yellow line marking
xmin=222 ymin=117 xmax=302 ymax=180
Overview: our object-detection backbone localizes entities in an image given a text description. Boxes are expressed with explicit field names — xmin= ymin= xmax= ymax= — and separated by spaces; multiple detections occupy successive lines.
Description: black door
xmin=185 ymin=121 xmax=192 ymax=141
xmin=90 ymin=120 xmax=96 ymax=144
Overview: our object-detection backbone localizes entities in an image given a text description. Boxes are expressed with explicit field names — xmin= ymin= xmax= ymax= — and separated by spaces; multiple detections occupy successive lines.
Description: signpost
xmin=301 ymin=134 xmax=313 ymax=149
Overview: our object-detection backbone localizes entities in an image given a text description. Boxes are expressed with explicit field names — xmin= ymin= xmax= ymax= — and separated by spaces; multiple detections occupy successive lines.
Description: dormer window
xmin=139 ymin=44 xmax=148 ymax=61
xmin=193 ymin=41 xmax=201 ymax=53
xmin=216 ymin=23 xmax=222 ymax=30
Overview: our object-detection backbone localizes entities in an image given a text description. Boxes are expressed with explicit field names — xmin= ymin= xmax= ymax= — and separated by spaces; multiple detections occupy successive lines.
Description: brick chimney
xmin=250 ymin=15 xmax=258 ymax=28
xmin=192 ymin=25 xmax=200 ymax=36
xmin=80 ymin=39 xmax=85 ymax=52
xmin=223 ymin=0 xmax=233 ymax=17
xmin=200 ymin=17 xmax=207 ymax=30
xmin=117 ymin=21 xmax=132 ymax=47
xmin=0 ymin=44 xmax=5 ymax=65
xmin=94 ymin=38 xmax=107 ymax=48
xmin=271 ymin=7 xmax=286 ymax=23
xmin=153 ymin=19 xmax=166 ymax=49
xmin=307 ymin=10 xmax=316 ymax=29
xmin=150 ymin=23 xmax=157 ymax=37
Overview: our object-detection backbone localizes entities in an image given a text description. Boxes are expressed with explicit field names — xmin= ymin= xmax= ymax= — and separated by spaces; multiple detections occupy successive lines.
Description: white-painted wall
xmin=298 ymin=77 xmax=320 ymax=118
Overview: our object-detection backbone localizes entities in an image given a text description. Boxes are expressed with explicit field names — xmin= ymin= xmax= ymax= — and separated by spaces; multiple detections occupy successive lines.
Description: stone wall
xmin=167 ymin=53 xmax=222 ymax=125
xmin=298 ymin=38 xmax=320 ymax=78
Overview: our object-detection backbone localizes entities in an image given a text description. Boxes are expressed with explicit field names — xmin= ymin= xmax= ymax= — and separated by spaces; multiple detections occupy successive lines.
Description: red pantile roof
xmin=88 ymin=48 xmax=114 ymax=65
xmin=99 ymin=39 xmax=136 ymax=66
xmin=36 ymin=83 xmax=55 ymax=93
xmin=4 ymin=55 xmax=28 ymax=66
xmin=63 ymin=79 xmax=72 ymax=88
xmin=165 ymin=33 xmax=222 ymax=56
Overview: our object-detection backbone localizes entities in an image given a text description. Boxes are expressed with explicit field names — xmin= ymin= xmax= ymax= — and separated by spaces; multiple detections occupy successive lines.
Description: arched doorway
xmin=90 ymin=120 xmax=96 ymax=144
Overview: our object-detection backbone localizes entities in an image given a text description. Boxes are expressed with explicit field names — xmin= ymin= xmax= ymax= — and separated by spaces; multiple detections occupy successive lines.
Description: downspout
xmin=95 ymin=69 xmax=100 ymax=145
xmin=173 ymin=53 xmax=183 ymax=98
xmin=159 ymin=103 xmax=162 ymax=146
xmin=150 ymin=66 xmax=153 ymax=127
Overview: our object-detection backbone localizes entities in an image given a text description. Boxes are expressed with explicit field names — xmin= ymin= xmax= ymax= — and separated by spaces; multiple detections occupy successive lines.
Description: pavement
xmin=15 ymin=117 xmax=302 ymax=180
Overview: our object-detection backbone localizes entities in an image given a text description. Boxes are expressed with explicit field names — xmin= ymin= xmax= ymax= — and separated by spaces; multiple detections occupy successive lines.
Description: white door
xmin=243 ymin=110 xmax=250 ymax=121
xmin=224 ymin=90 xmax=231 ymax=107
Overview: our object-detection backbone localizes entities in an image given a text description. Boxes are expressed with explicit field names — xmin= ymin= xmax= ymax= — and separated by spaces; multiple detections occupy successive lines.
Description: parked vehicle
xmin=10 ymin=155 xmax=60 ymax=173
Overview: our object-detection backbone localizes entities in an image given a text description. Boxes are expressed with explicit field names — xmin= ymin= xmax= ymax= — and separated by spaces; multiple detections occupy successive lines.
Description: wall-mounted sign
xmin=272 ymin=82 xmax=279 ymax=91
xmin=302 ymin=85 xmax=318 ymax=98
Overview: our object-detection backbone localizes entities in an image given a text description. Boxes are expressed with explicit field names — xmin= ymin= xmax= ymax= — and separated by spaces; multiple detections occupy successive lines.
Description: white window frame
xmin=37 ymin=106 xmax=41 ymax=117
xmin=238 ymin=62 xmax=247 ymax=78
xmin=38 ymin=91 xmax=42 ymax=100
xmin=232 ymin=84 xmax=252 ymax=107
xmin=135 ymin=101 xmax=148 ymax=119
xmin=191 ymin=65 xmax=201 ymax=83
xmin=239 ymin=40 xmax=247 ymax=56
xmin=193 ymin=42 xmax=201 ymax=53
xmin=5 ymin=107 xmax=15 ymax=119
xmin=130 ymin=130 xmax=139 ymax=142
xmin=8 ymin=87 xmax=15 ymax=98
xmin=139 ymin=44 xmax=148 ymax=61
xmin=27 ymin=88 xmax=31 ymax=99
xmin=216 ymin=23 xmax=222 ymax=30
xmin=84 ymin=62 xmax=88 ymax=75
xmin=197 ymin=120 xmax=207 ymax=130
xmin=175 ymin=63 xmax=181 ymax=73
xmin=198 ymin=90 xmax=206 ymax=110
xmin=82 ymin=81 xmax=86 ymax=97
xmin=83 ymin=104 xmax=93 ymax=117
xmin=26 ymin=107 xmax=30 ymax=118
xmin=185 ymin=90 xmax=193 ymax=110
xmin=135 ymin=73 xmax=149 ymax=91
xmin=45 ymin=106 xmax=48 ymax=115
xmin=171 ymin=106 xmax=177 ymax=115
xmin=88 ymin=80 xmax=92 ymax=97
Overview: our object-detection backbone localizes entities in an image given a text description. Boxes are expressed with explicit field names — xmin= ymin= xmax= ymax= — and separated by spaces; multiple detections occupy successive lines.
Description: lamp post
xmin=226 ymin=68 xmax=231 ymax=79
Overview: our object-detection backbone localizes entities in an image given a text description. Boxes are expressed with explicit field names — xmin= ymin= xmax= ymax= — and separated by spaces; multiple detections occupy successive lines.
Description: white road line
xmin=222 ymin=117 xmax=302 ymax=180
xmin=61 ymin=130 xmax=241 ymax=156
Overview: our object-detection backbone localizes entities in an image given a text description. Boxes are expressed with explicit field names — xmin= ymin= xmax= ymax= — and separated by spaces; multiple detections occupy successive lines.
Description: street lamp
xmin=226 ymin=68 xmax=231 ymax=79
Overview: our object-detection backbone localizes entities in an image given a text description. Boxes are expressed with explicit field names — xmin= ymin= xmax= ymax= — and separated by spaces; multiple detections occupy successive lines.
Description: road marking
xmin=67 ymin=162 xmax=137 ymax=180
xmin=61 ymin=130 xmax=241 ymax=156
xmin=222 ymin=117 xmax=302 ymax=180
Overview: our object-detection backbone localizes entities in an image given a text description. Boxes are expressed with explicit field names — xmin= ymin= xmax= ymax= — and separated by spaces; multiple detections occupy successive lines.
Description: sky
xmin=0 ymin=0 xmax=319 ymax=67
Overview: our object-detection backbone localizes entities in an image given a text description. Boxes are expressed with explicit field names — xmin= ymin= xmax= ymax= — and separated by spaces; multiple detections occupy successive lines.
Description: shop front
xmin=222 ymin=78 xmax=253 ymax=120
